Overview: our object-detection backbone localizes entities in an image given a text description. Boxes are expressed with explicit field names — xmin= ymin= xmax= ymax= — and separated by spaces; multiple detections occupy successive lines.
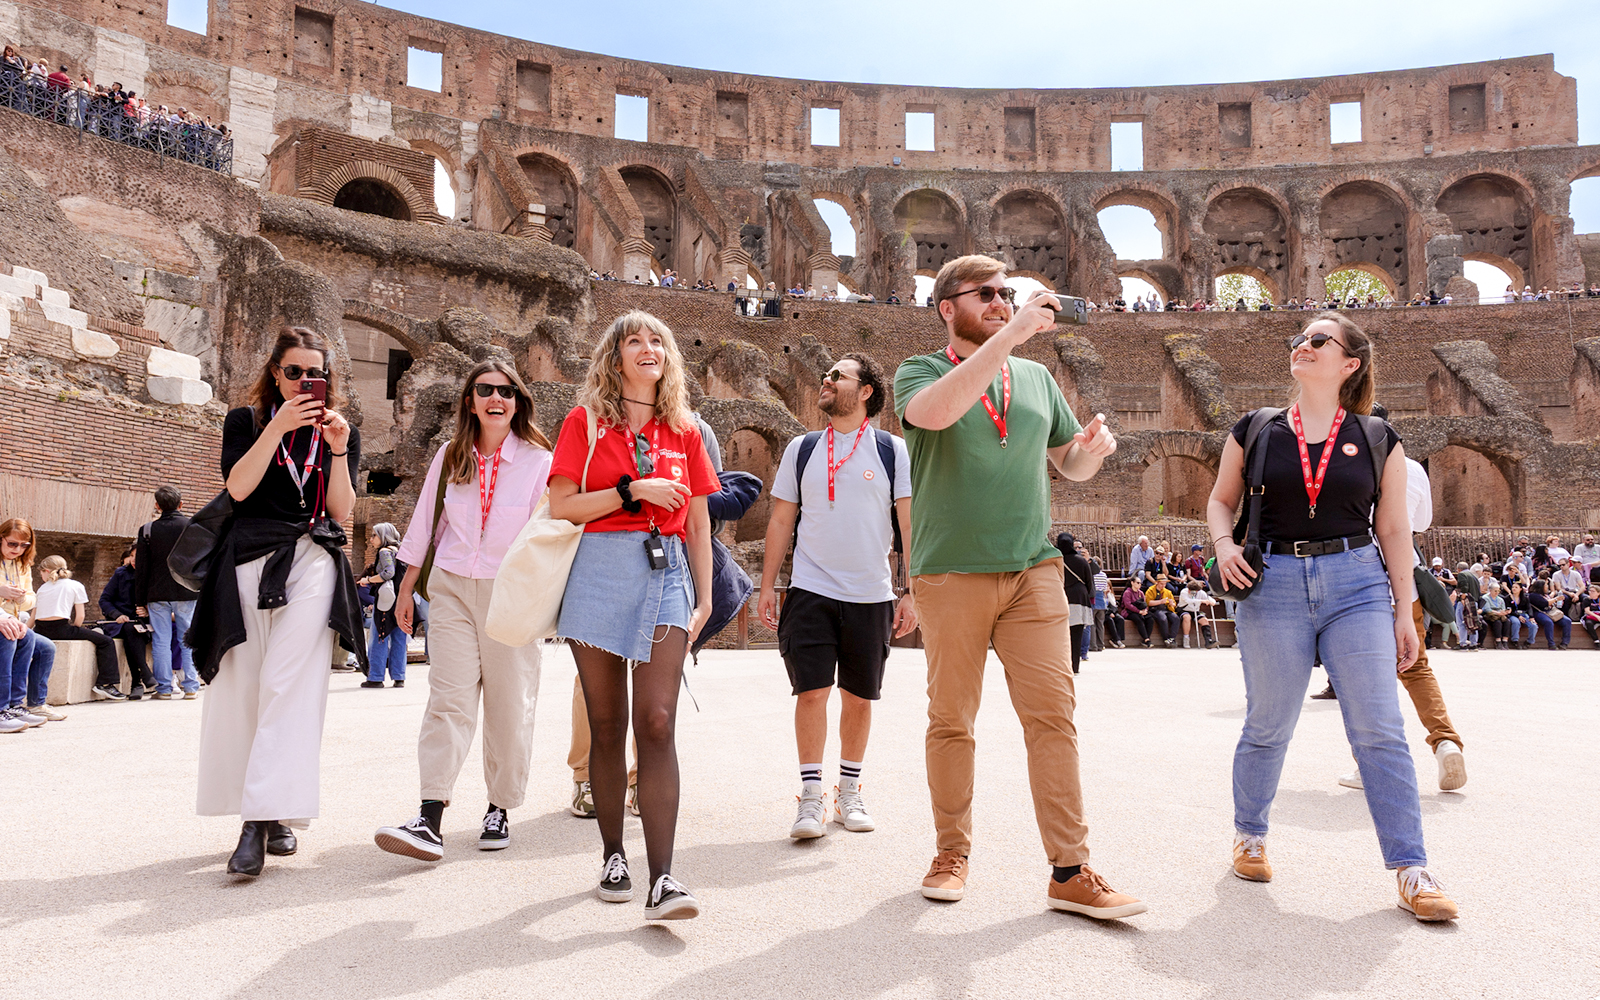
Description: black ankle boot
xmin=228 ymin=821 xmax=268 ymax=876
xmin=265 ymin=821 xmax=298 ymax=856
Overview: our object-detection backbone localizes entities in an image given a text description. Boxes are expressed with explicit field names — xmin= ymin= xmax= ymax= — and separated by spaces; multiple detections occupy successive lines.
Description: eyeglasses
xmin=633 ymin=434 xmax=655 ymax=476
xmin=821 ymin=369 xmax=860 ymax=385
xmin=946 ymin=285 xmax=1016 ymax=305
xmin=274 ymin=364 xmax=328 ymax=380
xmin=1287 ymin=332 xmax=1348 ymax=352
xmin=472 ymin=383 xmax=517 ymax=398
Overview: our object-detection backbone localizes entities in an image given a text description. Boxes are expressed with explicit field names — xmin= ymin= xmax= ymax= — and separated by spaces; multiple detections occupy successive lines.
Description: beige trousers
xmin=912 ymin=559 xmax=1091 ymax=867
xmin=418 ymin=569 xmax=542 ymax=809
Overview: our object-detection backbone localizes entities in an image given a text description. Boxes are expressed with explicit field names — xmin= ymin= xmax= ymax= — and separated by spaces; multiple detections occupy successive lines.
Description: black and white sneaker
xmin=598 ymin=852 xmax=633 ymax=902
xmin=374 ymin=815 xmax=444 ymax=861
xmin=478 ymin=805 xmax=510 ymax=850
xmin=92 ymin=684 xmax=128 ymax=701
xmin=644 ymin=873 xmax=700 ymax=921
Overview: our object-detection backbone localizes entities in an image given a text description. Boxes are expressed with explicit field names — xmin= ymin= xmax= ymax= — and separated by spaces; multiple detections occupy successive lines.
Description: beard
xmin=953 ymin=308 xmax=1003 ymax=344
xmin=818 ymin=389 xmax=859 ymax=418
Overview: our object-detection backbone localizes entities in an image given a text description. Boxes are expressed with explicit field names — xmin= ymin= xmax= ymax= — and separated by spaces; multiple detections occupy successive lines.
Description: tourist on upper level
xmin=99 ymin=544 xmax=154 ymax=700
xmin=895 ymin=253 xmax=1143 ymax=919
xmin=191 ymin=326 xmax=364 ymax=878
xmin=136 ymin=484 xmax=200 ymax=700
xmin=1573 ymin=533 xmax=1600 ymax=582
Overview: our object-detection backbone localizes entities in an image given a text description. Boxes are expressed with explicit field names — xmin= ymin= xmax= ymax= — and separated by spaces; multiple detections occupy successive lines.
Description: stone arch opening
xmin=1093 ymin=189 xmax=1177 ymax=257
xmin=1203 ymin=188 xmax=1289 ymax=295
xmin=812 ymin=194 xmax=858 ymax=258
xmin=1571 ymin=172 xmax=1600 ymax=237
xmin=723 ymin=426 xmax=783 ymax=541
xmin=1435 ymin=174 xmax=1533 ymax=281
xmin=518 ymin=154 xmax=578 ymax=249
xmin=1141 ymin=454 xmax=1217 ymax=519
xmin=1463 ymin=255 xmax=1523 ymax=300
xmin=893 ymin=189 xmax=965 ymax=273
xmin=1117 ymin=268 xmax=1168 ymax=306
xmin=1214 ymin=267 xmax=1280 ymax=306
xmin=1326 ymin=263 xmax=1398 ymax=303
xmin=333 ymin=178 xmax=412 ymax=221
xmin=993 ymin=189 xmax=1067 ymax=287
xmin=1319 ymin=181 xmax=1409 ymax=297
xmin=620 ymin=165 xmax=677 ymax=268
xmin=1429 ymin=443 xmax=1520 ymax=526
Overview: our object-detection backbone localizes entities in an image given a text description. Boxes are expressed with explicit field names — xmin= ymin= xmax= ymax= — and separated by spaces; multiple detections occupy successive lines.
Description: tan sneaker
xmin=1232 ymin=833 xmax=1272 ymax=882
xmin=920 ymin=849 xmax=968 ymax=901
xmin=1047 ymin=865 xmax=1147 ymax=919
xmin=1397 ymin=867 xmax=1458 ymax=922
xmin=25 ymin=704 xmax=66 ymax=722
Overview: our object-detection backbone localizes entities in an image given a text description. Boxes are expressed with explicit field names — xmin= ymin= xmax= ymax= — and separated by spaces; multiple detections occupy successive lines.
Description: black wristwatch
xmin=616 ymin=475 xmax=642 ymax=514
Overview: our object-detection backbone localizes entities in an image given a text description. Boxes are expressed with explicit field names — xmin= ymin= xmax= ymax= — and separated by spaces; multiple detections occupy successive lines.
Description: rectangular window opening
xmin=1004 ymin=108 xmax=1036 ymax=152
xmin=1448 ymin=84 xmax=1486 ymax=133
xmin=166 ymin=0 xmax=208 ymax=35
xmin=1218 ymin=103 xmax=1252 ymax=149
xmin=292 ymin=7 xmax=334 ymax=67
xmin=407 ymin=45 xmax=443 ymax=92
xmin=1110 ymin=121 xmax=1144 ymax=171
xmin=516 ymin=60 xmax=551 ymax=113
xmin=1330 ymin=101 xmax=1362 ymax=143
xmin=615 ymin=93 xmax=649 ymax=141
xmin=905 ymin=110 xmax=935 ymax=152
xmin=811 ymin=105 xmax=841 ymax=147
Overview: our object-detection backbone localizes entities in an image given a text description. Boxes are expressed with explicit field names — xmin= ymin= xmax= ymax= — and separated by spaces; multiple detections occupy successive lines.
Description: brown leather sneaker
xmin=1397 ymin=867 xmax=1459 ymax=921
xmin=1046 ymin=865 xmax=1148 ymax=919
xmin=920 ymin=849 xmax=968 ymax=901
xmin=1232 ymin=833 xmax=1272 ymax=882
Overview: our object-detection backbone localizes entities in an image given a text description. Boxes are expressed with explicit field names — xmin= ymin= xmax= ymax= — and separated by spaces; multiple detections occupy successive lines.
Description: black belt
xmin=1263 ymin=534 xmax=1373 ymax=558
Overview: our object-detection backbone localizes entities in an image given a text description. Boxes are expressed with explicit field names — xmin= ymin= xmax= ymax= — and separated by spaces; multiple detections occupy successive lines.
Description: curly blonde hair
xmin=577 ymin=311 xmax=693 ymax=432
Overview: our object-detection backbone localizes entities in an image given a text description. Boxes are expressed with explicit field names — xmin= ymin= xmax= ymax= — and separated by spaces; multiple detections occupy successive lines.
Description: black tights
xmin=1069 ymin=624 xmax=1084 ymax=673
xmin=572 ymin=625 xmax=687 ymax=886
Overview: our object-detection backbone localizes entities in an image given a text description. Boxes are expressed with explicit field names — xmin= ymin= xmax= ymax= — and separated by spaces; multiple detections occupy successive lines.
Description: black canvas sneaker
xmin=374 ymin=815 xmax=444 ymax=861
xmin=478 ymin=805 xmax=510 ymax=850
xmin=597 ymin=852 xmax=633 ymax=902
xmin=644 ymin=873 xmax=700 ymax=921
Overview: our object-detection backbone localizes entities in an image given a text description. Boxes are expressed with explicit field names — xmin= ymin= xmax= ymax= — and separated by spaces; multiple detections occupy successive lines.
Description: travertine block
xmin=146 ymin=347 xmax=203 ymax=379
xmin=43 ymin=303 xmax=91 ymax=329
xmin=0 ymin=273 xmax=38 ymax=298
xmin=39 ymin=286 xmax=71 ymax=309
xmin=147 ymin=375 xmax=213 ymax=405
xmin=11 ymin=266 xmax=49 ymax=289
xmin=72 ymin=328 xmax=121 ymax=358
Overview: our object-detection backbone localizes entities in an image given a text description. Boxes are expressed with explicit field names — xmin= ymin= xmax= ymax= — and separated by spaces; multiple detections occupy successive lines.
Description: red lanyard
xmin=826 ymin=421 xmax=871 ymax=509
xmin=474 ymin=443 xmax=502 ymax=533
xmin=944 ymin=345 xmax=1009 ymax=447
xmin=1288 ymin=403 xmax=1346 ymax=520
xmin=272 ymin=413 xmax=323 ymax=519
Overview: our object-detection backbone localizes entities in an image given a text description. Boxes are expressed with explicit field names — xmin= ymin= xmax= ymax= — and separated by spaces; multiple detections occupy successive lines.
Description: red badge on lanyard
xmin=1288 ymin=403 xmax=1346 ymax=520
xmin=944 ymin=345 xmax=1009 ymax=447
xmin=474 ymin=443 xmax=502 ymax=534
xmin=826 ymin=421 xmax=870 ymax=510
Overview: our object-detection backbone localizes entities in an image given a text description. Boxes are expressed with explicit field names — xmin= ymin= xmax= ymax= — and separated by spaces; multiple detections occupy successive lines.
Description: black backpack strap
xmin=872 ymin=428 xmax=903 ymax=553
xmin=790 ymin=430 xmax=825 ymax=543
xmin=1351 ymin=413 xmax=1391 ymax=504
xmin=1238 ymin=407 xmax=1283 ymax=547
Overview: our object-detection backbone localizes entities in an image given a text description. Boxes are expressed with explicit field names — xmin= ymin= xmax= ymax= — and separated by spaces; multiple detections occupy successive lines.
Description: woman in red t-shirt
xmin=548 ymin=310 xmax=716 ymax=921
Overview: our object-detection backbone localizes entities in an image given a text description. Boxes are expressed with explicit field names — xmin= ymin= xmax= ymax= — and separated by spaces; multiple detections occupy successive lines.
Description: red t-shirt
xmin=548 ymin=406 xmax=719 ymax=540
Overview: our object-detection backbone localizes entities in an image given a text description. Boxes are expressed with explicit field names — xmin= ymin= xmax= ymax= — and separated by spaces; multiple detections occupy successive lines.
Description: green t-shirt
xmin=894 ymin=350 xmax=1082 ymax=576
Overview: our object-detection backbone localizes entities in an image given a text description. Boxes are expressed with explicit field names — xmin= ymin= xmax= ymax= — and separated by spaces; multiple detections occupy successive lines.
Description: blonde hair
xmin=38 ymin=555 xmax=71 ymax=582
xmin=577 ymin=311 xmax=693 ymax=432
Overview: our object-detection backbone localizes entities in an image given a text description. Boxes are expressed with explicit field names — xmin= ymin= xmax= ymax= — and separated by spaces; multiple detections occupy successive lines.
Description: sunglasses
xmin=634 ymin=433 xmax=655 ymax=476
xmin=946 ymin=285 xmax=1016 ymax=305
xmin=1287 ymin=332 xmax=1348 ymax=352
xmin=472 ymin=383 xmax=517 ymax=398
xmin=821 ymin=369 xmax=860 ymax=385
xmin=275 ymin=364 xmax=328 ymax=380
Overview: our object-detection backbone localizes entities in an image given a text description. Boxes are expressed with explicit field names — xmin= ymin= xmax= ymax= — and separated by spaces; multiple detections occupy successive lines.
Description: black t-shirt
xmin=1229 ymin=409 xmax=1400 ymax=543
xmin=221 ymin=406 xmax=361 ymax=522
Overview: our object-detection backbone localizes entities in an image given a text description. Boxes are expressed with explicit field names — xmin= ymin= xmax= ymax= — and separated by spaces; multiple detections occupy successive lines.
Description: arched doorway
xmin=1203 ymin=188 xmax=1289 ymax=299
xmin=333 ymin=179 xmax=412 ymax=221
xmin=620 ymin=166 xmax=676 ymax=270
xmin=724 ymin=428 xmax=780 ymax=541
xmin=993 ymin=189 xmax=1067 ymax=288
xmin=1318 ymin=181 xmax=1409 ymax=300
xmin=1142 ymin=455 xmax=1216 ymax=519
xmin=1429 ymin=445 xmax=1519 ymax=526
xmin=519 ymin=153 xmax=577 ymax=249
xmin=893 ymin=189 xmax=964 ymax=273
xmin=1435 ymin=174 xmax=1533 ymax=286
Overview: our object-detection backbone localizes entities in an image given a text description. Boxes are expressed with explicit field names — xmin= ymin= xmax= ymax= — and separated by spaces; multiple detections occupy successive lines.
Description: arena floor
xmin=2 ymin=642 xmax=1594 ymax=1000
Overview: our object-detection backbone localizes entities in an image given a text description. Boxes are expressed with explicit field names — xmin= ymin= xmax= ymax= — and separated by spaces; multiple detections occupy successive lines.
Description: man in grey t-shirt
xmin=758 ymin=353 xmax=915 ymax=840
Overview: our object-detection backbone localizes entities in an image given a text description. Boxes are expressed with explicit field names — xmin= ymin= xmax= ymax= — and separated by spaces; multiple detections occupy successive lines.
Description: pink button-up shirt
xmin=398 ymin=434 xmax=553 ymax=579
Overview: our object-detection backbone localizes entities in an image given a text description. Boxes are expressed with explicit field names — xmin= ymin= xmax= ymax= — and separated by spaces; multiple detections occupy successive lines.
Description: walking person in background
xmin=548 ymin=311 xmax=717 ymax=920
xmin=1055 ymin=533 xmax=1092 ymax=674
xmin=1 ymin=517 xmax=58 ymax=730
xmin=359 ymin=523 xmax=408 ymax=689
xmin=1208 ymin=312 xmax=1456 ymax=921
xmin=190 ymin=326 xmax=365 ymax=878
xmin=34 ymin=555 xmax=126 ymax=702
xmin=99 ymin=544 xmax=153 ymax=700
xmin=375 ymin=361 xmax=552 ymax=863
xmin=135 ymin=485 xmax=200 ymax=699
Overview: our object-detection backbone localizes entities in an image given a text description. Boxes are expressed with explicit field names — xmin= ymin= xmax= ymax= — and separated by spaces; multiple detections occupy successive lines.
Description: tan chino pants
xmin=1402 ymin=598 xmax=1465 ymax=751
xmin=913 ymin=559 xmax=1091 ymax=867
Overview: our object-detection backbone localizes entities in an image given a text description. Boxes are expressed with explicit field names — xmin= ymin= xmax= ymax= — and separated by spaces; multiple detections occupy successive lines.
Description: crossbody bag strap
xmin=580 ymin=405 xmax=599 ymax=490
xmin=415 ymin=448 xmax=452 ymax=602
xmin=1242 ymin=408 xmax=1281 ymax=548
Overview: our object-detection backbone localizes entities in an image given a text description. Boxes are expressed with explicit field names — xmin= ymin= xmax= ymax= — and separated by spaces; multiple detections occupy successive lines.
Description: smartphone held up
xmin=299 ymin=377 xmax=328 ymax=424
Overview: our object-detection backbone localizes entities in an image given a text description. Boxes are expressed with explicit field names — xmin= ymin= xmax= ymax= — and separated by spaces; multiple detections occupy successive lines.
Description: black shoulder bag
xmin=1207 ymin=407 xmax=1281 ymax=601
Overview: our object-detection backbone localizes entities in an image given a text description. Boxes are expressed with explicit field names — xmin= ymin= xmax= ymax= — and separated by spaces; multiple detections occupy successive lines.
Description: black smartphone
xmin=1052 ymin=294 xmax=1089 ymax=325
xmin=299 ymin=377 xmax=328 ymax=422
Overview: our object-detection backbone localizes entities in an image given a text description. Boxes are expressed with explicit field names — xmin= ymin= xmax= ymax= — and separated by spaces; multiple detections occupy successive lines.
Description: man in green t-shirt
xmin=894 ymin=254 xmax=1145 ymax=921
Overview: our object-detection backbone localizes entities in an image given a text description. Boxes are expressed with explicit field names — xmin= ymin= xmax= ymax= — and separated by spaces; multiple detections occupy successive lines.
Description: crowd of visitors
xmin=0 ymin=43 xmax=232 ymax=172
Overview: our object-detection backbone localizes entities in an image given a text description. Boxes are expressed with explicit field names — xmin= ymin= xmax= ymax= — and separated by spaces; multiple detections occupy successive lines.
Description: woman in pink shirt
xmin=373 ymin=360 xmax=552 ymax=862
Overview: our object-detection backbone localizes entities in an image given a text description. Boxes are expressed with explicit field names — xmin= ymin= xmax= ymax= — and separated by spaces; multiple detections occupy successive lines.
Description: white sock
xmin=800 ymin=763 xmax=823 ymax=797
xmin=839 ymin=758 xmax=863 ymax=793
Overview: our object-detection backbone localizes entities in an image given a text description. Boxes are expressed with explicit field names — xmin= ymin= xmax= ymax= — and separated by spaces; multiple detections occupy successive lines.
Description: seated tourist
xmin=1144 ymin=574 xmax=1181 ymax=647
xmin=1481 ymin=582 xmax=1510 ymax=649
xmin=32 ymin=555 xmax=127 ymax=701
xmin=1176 ymin=579 xmax=1217 ymax=649
xmin=1120 ymin=582 xmax=1154 ymax=647
xmin=1526 ymin=580 xmax=1571 ymax=650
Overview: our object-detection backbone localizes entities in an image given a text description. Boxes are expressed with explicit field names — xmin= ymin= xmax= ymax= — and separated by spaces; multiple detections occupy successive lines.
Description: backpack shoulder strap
xmin=1353 ymin=413 xmax=1391 ymax=503
xmin=1240 ymin=408 xmax=1283 ymax=488
xmin=792 ymin=430 xmax=824 ymax=509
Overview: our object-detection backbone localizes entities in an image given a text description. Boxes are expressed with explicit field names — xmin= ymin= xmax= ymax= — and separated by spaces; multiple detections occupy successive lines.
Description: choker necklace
xmin=622 ymin=396 xmax=658 ymax=407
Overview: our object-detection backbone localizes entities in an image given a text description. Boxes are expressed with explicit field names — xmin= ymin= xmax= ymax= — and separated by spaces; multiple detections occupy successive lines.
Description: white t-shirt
xmin=1405 ymin=457 xmax=1432 ymax=568
xmin=1573 ymin=543 xmax=1600 ymax=568
xmin=34 ymin=578 xmax=88 ymax=620
xmin=772 ymin=425 xmax=912 ymax=604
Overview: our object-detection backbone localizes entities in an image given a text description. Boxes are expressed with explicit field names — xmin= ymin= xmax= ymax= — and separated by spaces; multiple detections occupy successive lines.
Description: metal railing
xmin=0 ymin=69 xmax=232 ymax=174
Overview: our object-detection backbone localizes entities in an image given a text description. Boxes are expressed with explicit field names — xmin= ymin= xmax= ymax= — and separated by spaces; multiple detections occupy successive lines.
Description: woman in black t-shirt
xmin=1205 ymin=312 xmax=1457 ymax=922
xmin=195 ymin=327 xmax=363 ymax=878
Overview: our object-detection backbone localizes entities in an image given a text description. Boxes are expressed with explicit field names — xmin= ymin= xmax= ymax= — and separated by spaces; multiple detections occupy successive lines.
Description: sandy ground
xmin=2 ymin=642 xmax=1597 ymax=1000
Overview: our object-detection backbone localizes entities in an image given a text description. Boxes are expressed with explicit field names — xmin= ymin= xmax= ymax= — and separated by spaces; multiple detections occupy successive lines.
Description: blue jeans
xmin=1233 ymin=546 xmax=1427 ymax=869
xmin=367 ymin=626 xmax=407 ymax=682
xmin=1528 ymin=611 xmax=1569 ymax=649
xmin=2 ymin=629 xmax=56 ymax=708
xmin=148 ymin=600 xmax=198 ymax=694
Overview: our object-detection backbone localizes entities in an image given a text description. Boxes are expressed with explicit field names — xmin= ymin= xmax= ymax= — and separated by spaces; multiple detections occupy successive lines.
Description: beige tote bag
xmin=485 ymin=407 xmax=598 ymax=647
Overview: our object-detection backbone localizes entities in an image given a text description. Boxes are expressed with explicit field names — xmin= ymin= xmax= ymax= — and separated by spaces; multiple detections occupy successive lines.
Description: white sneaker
xmin=569 ymin=781 xmax=595 ymax=818
xmin=833 ymin=785 xmax=875 ymax=832
xmin=790 ymin=787 xmax=829 ymax=839
xmin=0 ymin=709 xmax=29 ymax=734
xmin=10 ymin=706 xmax=47 ymax=727
xmin=1182 ymin=636 xmax=1190 ymax=648
xmin=1337 ymin=769 xmax=1364 ymax=790
xmin=1435 ymin=740 xmax=1467 ymax=791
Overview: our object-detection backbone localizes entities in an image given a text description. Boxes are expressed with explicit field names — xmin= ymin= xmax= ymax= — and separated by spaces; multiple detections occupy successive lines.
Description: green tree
xmin=1215 ymin=273 xmax=1266 ymax=309
xmin=1324 ymin=268 xmax=1391 ymax=305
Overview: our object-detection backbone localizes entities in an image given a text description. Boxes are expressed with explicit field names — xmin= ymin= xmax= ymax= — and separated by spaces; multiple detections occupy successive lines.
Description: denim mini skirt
xmin=557 ymin=529 xmax=692 ymax=663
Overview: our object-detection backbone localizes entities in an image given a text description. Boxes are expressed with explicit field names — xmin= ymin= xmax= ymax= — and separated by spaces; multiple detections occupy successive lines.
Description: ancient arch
xmin=991 ymin=189 xmax=1068 ymax=288
xmin=892 ymin=188 xmax=966 ymax=273
xmin=519 ymin=152 xmax=579 ymax=249
xmin=1435 ymin=173 xmax=1534 ymax=282
xmin=1427 ymin=442 xmax=1521 ymax=526
xmin=333 ymin=178 xmax=413 ymax=221
xmin=1092 ymin=186 xmax=1180 ymax=257
xmin=1202 ymin=187 xmax=1290 ymax=297
xmin=1136 ymin=434 xmax=1221 ymax=520
xmin=619 ymin=165 xmax=678 ymax=268
xmin=317 ymin=161 xmax=434 ymax=222
xmin=1213 ymin=264 xmax=1282 ymax=304
xmin=1326 ymin=261 xmax=1399 ymax=298
xmin=1319 ymin=180 xmax=1410 ymax=298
